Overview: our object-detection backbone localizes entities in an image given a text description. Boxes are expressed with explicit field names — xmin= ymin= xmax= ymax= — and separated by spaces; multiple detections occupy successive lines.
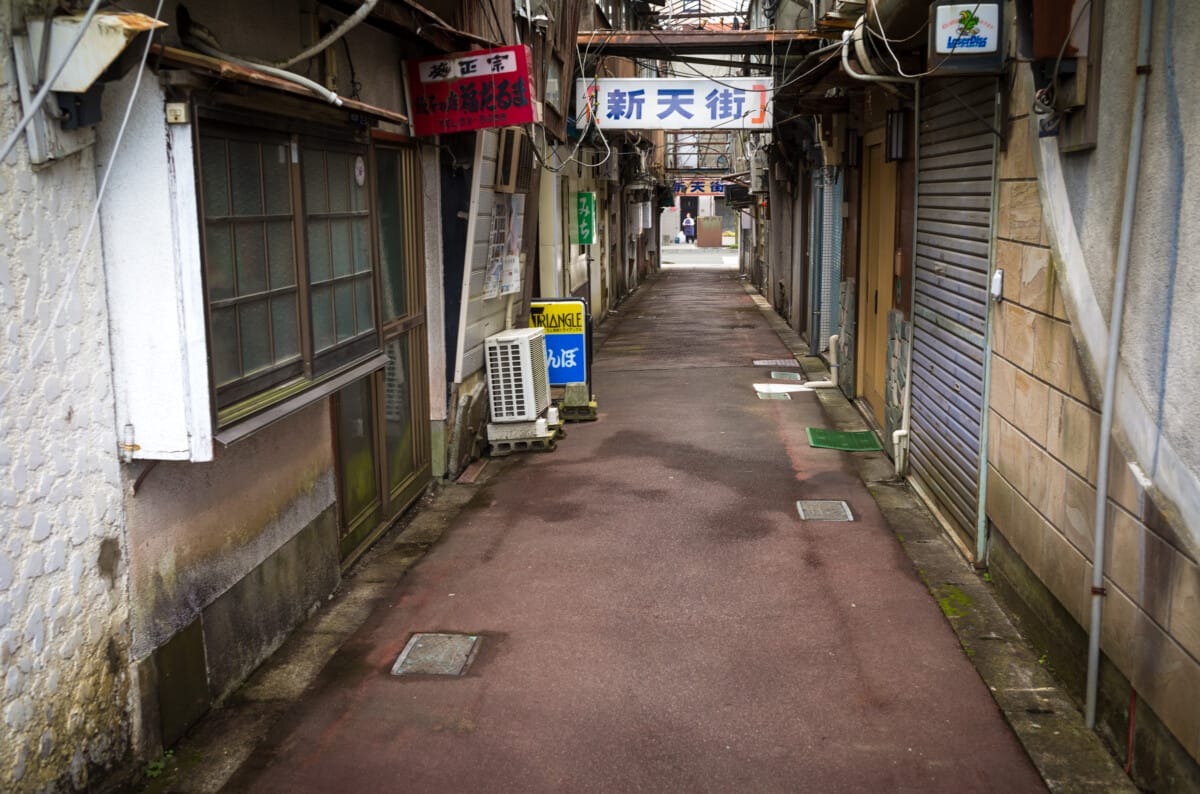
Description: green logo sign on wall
xmin=572 ymin=192 xmax=596 ymax=245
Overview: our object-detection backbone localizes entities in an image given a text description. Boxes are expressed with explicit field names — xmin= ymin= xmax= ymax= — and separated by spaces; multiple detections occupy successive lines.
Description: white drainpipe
xmin=828 ymin=333 xmax=839 ymax=385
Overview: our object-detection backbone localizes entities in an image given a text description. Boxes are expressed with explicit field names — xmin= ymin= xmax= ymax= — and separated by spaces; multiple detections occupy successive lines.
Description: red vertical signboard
xmin=407 ymin=45 xmax=539 ymax=136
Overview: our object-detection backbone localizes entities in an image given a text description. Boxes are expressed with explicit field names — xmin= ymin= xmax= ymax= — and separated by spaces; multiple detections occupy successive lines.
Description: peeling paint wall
xmin=124 ymin=405 xmax=335 ymax=662
xmin=0 ymin=5 xmax=130 ymax=789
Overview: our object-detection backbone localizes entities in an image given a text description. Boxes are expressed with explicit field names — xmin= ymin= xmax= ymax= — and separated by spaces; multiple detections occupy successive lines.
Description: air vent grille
xmin=485 ymin=328 xmax=550 ymax=422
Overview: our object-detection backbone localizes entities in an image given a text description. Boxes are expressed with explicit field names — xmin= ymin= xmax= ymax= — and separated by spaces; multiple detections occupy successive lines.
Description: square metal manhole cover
xmin=771 ymin=371 xmax=804 ymax=381
xmin=796 ymin=500 xmax=854 ymax=521
xmin=757 ymin=392 xmax=792 ymax=400
xmin=391 ymin=633 xmax=481 ymax=676
xmin=753 ymin=359 xmax=799 ymax=367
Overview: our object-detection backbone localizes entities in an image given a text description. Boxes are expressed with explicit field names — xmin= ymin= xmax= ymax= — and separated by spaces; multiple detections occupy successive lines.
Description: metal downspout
xmin=974 ymin=86 xmax=1004 ymax=566
xmin=1086 ymin=0 xmax=1154 ymax=730
xmin=896 ymin=78 xmax=919 ymax=479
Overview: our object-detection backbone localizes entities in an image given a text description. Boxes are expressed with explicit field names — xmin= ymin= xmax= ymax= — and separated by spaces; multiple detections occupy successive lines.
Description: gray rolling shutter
xmin=807 ymin=167 xmax=843 ymax=354
xmin=908 ymin=78 xmax=998 ymax=538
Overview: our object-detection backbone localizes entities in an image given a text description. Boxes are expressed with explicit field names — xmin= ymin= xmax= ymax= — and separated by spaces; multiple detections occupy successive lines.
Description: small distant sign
xmin=933 ymin=3 xmax=1000 ymax=54
xmin=407 ymin=45 xmax=538 ymax=136
xmin=530 ymin=300 xmax=587 ymax=385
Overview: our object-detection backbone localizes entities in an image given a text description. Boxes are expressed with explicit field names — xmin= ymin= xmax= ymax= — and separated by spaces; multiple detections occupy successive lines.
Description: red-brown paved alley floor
xmin=224 ymin=268 xmax=1045 ymax=793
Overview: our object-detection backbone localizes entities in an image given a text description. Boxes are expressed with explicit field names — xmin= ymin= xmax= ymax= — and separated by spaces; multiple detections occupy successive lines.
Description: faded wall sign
xmin=407 ymin=45 xmax=538 ymax=136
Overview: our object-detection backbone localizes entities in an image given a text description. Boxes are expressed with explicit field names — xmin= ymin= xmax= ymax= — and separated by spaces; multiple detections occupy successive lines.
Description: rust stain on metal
xmin=98 ymin=11 xmax=168 ymax=33
xmin=150 ymin=45 xmax=409 ymax=126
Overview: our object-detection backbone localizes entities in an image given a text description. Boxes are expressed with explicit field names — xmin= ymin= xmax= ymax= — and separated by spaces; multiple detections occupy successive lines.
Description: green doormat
xmin=806 ymin=427 xmax=882 ymax=452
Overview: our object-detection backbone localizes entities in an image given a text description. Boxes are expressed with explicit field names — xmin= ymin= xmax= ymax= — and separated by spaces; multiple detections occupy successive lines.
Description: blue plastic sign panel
xmin=530 ymin=300 xmax=587 ymax=386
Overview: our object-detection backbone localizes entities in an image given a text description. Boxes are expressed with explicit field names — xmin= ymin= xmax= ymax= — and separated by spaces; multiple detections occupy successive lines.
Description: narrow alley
xmin=217 ymin=263 xmax=1045 ymax=792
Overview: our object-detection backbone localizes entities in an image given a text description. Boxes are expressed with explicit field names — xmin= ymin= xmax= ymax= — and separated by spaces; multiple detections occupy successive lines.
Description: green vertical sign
xmin=572 ymin=192 xmax=596 ymax=245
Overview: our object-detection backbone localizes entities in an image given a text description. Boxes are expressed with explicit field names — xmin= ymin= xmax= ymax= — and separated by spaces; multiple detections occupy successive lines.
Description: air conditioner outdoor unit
xmin=485 ymin=327 xmax=551 ymax=422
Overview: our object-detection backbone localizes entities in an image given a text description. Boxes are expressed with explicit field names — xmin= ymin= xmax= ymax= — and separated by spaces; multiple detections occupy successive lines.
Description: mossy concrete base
xmin=989 ymin=531 xmax=1200 ymax=794
xmin=136 ymin=505 xmax=339 ymax=767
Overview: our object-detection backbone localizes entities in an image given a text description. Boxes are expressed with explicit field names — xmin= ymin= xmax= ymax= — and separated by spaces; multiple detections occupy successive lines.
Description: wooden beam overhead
xmin=577 ymin=29 xmax=836 ymax=58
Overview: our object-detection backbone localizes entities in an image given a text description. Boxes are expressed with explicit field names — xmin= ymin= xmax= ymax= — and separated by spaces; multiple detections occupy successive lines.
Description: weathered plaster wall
xmin=987 ymin=64 xmax=1200 ymax=778
xmin=124 ymin=404 xmax=334 ymax=662
xmin=0 ymin=10 xmax=130 ymax=791
xmin=1055 ymin=0 xmax=1200 ymax=552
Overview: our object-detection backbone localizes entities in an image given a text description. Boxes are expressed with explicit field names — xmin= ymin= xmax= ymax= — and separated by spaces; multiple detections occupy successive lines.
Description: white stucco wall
xmin=0 ymin=9 xmax=129 ymax=790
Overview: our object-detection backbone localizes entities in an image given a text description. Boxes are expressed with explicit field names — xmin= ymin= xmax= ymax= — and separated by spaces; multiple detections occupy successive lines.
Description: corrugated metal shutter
xmin=908 ymin=77 xmax=998 ymax=538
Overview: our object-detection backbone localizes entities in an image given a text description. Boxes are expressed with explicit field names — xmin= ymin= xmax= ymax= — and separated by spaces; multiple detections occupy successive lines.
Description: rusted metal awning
xmin=576 ymin=28 xmax=835 ymax=58
xmin=150 ymin=45 xmax=409 ymax=126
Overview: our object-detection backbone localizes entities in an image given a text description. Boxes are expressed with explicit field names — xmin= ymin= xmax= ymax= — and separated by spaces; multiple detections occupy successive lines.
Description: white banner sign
xmin=576 ymin=77 xmax=773 ymax=131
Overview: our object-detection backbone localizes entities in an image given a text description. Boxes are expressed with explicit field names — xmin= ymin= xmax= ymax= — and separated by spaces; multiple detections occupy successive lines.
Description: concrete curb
xmin=742 ymin=283 xmax=1137 ymax=793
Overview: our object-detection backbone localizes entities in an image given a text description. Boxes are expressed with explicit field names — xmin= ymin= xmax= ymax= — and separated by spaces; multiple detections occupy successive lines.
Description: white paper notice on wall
xmin=483 ymin=257 xmax=503 ymax=299
xmin=500 ymin=254 xmax=522 ymax=295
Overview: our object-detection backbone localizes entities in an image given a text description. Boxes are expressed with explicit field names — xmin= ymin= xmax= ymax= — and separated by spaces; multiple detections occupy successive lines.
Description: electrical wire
xmin=0 ymin=0 xmax=105 ymax=165
xmin=528 ymin=30 xmax=609 ymax=174
xmin=863 ymin=0 xmax=984 ymax=80
xmin=0 ymin=0 xmax=165 ymax=408
xmin=1033 ymin=0 xmax=1093 ymax=126
xmin=275 ymin=0 xmax=378 ymax=69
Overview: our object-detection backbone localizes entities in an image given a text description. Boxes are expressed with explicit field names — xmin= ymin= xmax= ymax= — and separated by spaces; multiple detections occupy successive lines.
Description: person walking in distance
xmin=682 ymin=212 xmax=696 ymax=244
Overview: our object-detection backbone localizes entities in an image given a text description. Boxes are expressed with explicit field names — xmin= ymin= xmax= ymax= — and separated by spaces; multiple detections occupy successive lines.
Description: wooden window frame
xmin=194 ymin=107 xmax=383 ymax=431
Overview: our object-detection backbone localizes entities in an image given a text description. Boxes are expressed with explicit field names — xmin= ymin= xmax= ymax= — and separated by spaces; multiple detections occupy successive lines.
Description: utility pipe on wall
xmin=1086 ymin=0 xmax=1153 ymax=730
xmin=973 ymin=87 xmax=1005 ymax=567
xmin=828 ymin=334 xmax=840 ymax=386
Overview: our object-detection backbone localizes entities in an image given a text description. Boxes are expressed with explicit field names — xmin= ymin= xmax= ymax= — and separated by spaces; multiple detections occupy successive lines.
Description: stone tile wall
xmin=987 ymin=67 xmax=1200 ymax=771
